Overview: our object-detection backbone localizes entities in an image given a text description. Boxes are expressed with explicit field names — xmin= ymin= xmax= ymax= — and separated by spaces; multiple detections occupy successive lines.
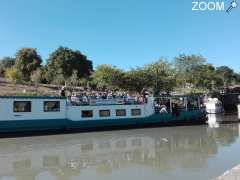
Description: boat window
xmin=81 ymin=144 xmax=93 ymax=152
xmin=116 ymin=140 xmax=127 ymax=149
xmin=116 ymin=109 xmax=126 ymax=116
xmin=99 ymin=110 xmax=110 ymax=117
xmin=171 ymin=97 xmax=186 ymax=110
xmin=82 ymin=110 xmax=93 ymax=118
xmin=43 ymin=156 xmax=60 ymax=167
xmin=132 ymin=138 xmax=142 ymax=146
xmin=99 ymin=141 xmax=111 ymax=149
xmin=44 ymin=101 xmax=60 ymax=112
xmin=131 ymin=109 xmax=141 ymax=116
xmin=13 ymin=159 xmax=31 ymax=170
xmin=13 ymin=101 xmax=31 ymax=112
xmin=187 ymin=97 xmax=199 ymax=110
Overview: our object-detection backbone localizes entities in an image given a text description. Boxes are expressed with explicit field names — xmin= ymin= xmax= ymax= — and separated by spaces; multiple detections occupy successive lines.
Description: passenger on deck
xmin=172 ymin=103 xmax=180 ymax=116
xmin=82 ymin=94 xmax=89 ymax=104
xmin=141 ymin=88 xmax=149 ymax=103
xmin=160 ymin=105 xmax=168 ymax=113
xmin=59 ymin=86 xmax=66 ymax=97
xmin=70 ymin=92 xmax=77 ymax=105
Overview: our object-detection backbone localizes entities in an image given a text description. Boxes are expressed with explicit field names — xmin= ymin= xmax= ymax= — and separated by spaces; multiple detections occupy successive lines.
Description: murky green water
xmin=0 ymin=115 xmax=240 ymax=180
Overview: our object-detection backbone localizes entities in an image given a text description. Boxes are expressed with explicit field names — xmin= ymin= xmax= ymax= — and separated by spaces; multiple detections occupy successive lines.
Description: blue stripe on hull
xmin=0 ymin=110 xmax=206 ymax=134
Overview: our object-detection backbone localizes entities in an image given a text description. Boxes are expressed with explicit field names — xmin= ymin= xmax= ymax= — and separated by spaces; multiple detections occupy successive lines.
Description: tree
xmin=46 ymin=47 xmax=93 ymax=83
xmin=91 ymin=64 xmax=125 ymax=90
xmin=53 ymin=74 xmax=66 ymax=87
xmin=235 ymin=73 xmax=240 ymax=83
xmin=30 ymin=68 xmax=45 ymax=85
xmin=67 ymin=70 xmax=79 ymax=90
xmin=191 ymin=64 xmax=216 ymax=91
xmin=215 ymin=66 xmax=235 ymax=87
xmin=144 ymin=59 xmax=176 ymax=95
xmin=123 ymin=67 xmax=152 ymax=93
xmin=174 ymin=54 xmax=205 ymax=88
xmin=15 ymin=48 xmax=42 ymax=82
xmin=0 ymin=57 xmax=15 ymax=77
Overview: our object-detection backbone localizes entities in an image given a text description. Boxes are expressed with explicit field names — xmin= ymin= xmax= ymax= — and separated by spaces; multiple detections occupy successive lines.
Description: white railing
xmin=68 ymin=96 xmax=145 ymax=106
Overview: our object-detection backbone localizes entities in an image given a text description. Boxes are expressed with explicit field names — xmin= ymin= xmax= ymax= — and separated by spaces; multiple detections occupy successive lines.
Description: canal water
xmin=0 ymin=115 xmax=240 ymax=180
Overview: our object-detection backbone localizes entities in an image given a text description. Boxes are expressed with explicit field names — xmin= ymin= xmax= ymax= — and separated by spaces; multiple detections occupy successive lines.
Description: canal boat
xmin=204 ymin=98 xmax=224 ymax=114
xmin=0 ymin=95 xmax=207 ymax=135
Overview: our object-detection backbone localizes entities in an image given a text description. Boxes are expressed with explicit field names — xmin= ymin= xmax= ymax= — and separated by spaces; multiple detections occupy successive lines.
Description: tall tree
xmin=174 ymin=54 xmax=205 ymax=88
xmin=30 ymin=68 xmax=45 ymax=84
xmin=91 ymin=64 xmax=125 ymax=90
xmin=192 ymin=64 xmax=216 ymax=91
xmin=15 ymin=48 xmax=42 ymax=81
xmin=215 ymin=66 xmax=235 ymax=87
xmin=123 ymin=67 xmax=152 ymax=93
xmin=144 ymin=59 xmax=176 ymax=95
xmin=46 ymin=47 xmax=93 ymax=83
xmin=67 ymin=70 xmax=79 ymax=89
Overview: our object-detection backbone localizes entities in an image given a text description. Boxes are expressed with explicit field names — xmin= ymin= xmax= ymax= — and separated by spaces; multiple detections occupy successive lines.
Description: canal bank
xmin=214 ymin=164 xmax=240 ymax=180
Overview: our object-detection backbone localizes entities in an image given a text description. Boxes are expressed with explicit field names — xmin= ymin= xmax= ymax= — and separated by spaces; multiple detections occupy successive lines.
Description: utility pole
xmin=155 ymin=67 xmax=160 ymax=96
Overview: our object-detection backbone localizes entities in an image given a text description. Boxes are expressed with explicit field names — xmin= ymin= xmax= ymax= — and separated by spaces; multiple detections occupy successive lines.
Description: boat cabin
xmin=0 ymin=95 xmax=203 ymax=122
xmin=0 ymin=96 xmax=66 ymax=121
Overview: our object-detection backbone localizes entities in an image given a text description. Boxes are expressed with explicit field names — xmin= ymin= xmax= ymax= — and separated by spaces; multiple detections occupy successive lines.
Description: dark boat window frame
xmin=99 ymin=110 xmax=110 ymax=117
xmin=116 ymin=109 xmax=126 ymax=116
xmin=13 ymin=101 xmax=31 ymax=113
xmin=43 ymin=101 xmax=60 ymax=112
xmin=131 ymin=109 xmax=141 ymax=116
xmin=81 ymin=110 xmax=93 ymax=118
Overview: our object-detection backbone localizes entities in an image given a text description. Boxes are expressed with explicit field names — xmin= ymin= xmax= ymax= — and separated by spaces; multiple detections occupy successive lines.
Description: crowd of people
xmin=59 ymin=87 xmax=150 ymax=105
xmin=58 ymin=86 xmax=203 ymax=115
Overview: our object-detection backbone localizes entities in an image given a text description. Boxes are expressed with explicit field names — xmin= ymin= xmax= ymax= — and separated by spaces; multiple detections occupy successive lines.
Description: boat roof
xmin=0 ymin=95 xmax=200 ymax=99
xmin=155 ymin=95 xmax=201 ymax=98
xmin=0 ymin=96 xmax=66 ymax=99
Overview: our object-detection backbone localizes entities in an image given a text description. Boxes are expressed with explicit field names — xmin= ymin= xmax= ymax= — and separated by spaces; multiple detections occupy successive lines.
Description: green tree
xmin=0 ymin=57 xmax=15 ymax=77
xmin=192 ymin=64 xmax=216 ymax=91
xmin=235 ymin=73 xmax=240 ymax=83
xmin=30 ymin=68 xmax=45 ymax=85
xmin=123 ymin=67 xmax=152 ymax=93
xmin=53 ymin=74 xmax=66 ymax=87
xmin=67 ymin=70 xmax=79 ymax=90
xmin=46 ymin=47 xmax=93 ymax=83
xmin=91 ymin=64 xmax=125 ymax=90
xmin=15 ymin=48 xmax=42 ymax=82
xmin=144 ymin=59 xmax=176 ymax=95
xmin=174 ymin=54 xmax=205 ymax=88
xmin=215 ymin=66 xmax=235 ymax=87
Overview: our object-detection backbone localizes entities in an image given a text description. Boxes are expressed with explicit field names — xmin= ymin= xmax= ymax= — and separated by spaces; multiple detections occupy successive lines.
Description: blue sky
xmin=0 ymin=0 xmax=239 ymax=72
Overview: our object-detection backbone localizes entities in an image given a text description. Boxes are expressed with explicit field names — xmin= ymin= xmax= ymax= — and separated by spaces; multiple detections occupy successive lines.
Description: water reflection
xmin=0 ymin=122 xmax=239 ymax=180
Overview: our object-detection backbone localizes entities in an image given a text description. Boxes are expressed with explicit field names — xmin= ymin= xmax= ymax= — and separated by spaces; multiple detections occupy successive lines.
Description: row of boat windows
xmin=12 ymin=101 xmax=142 ymax=117
xmin=82 ymin=109 xmax=141 ymax=118
xmin=13 ymin=101 xmax=60 ymax=113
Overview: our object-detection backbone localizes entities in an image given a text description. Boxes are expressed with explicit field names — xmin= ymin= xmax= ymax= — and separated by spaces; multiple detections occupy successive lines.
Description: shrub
xmin=5 ymin=67 xmax=22 ymax=83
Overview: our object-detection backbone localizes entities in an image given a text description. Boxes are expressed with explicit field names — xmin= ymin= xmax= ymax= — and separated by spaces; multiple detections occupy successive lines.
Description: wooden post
xmin=185 ymin=97 xmax=188 ymax=111
xmin=238 ymin=95 xmax=240 ymax=120
xmin=198 ymin=97 xmax=201 ymax=110
xmin=170 ymin=97 xmax=172 ymax=113
xmin=238 ymin=104 xmax=240 ymax=120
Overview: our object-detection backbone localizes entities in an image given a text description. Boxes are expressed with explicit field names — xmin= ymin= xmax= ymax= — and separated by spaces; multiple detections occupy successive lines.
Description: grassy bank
xmin=0 ymin=78 xmax=59 ymax=96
